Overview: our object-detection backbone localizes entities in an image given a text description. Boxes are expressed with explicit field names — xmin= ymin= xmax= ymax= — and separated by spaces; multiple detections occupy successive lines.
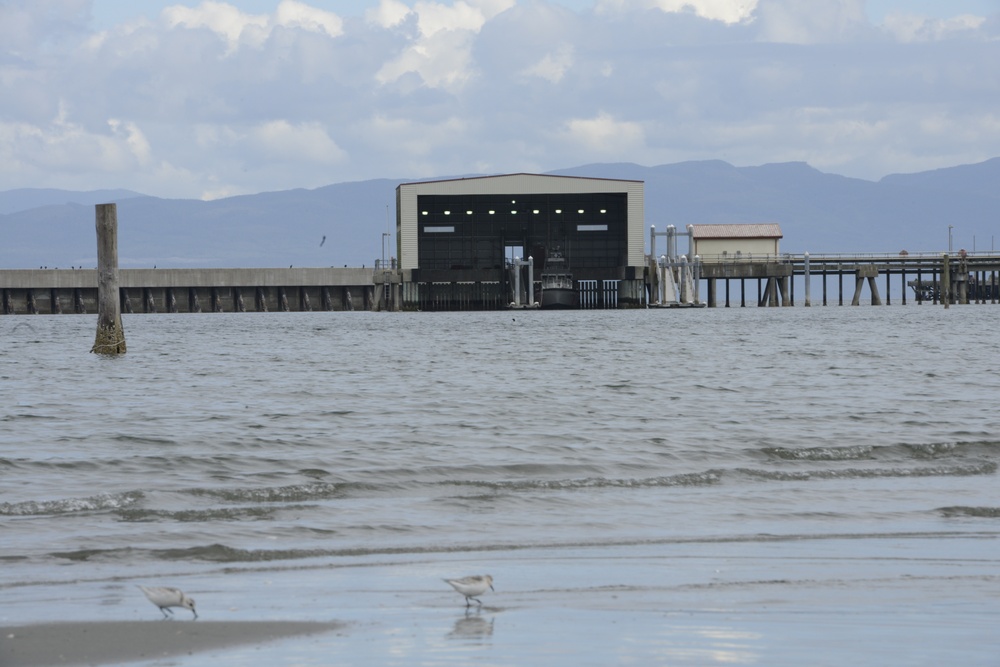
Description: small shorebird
xmin=444 ymin=574 xmax=494 ymax=607
xmin=138 ymin=585 xmax=198 ymax=619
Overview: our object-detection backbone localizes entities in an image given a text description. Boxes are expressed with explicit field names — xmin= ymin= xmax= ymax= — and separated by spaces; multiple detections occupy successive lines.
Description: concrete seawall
xmin=1 ymin=268 xmax=383 ymax=314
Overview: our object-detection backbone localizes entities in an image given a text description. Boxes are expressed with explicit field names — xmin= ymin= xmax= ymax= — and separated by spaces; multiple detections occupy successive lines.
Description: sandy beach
xmin=0 ymin=620 xmax=342 ymax=667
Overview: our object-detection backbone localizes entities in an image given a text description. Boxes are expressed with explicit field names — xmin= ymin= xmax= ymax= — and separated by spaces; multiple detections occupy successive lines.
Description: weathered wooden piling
xmin=91 ymin=203 xmax=126 ymax=355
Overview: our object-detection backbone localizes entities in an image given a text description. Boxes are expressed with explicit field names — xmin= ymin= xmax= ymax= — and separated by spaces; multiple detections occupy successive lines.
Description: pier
xmin=0 ymin=267 xmax=383 ymax=315
xmin=3 ymin=252 xmax=999 ymax=314
xmin=692 ymin=252 xmax=1000 ymax=307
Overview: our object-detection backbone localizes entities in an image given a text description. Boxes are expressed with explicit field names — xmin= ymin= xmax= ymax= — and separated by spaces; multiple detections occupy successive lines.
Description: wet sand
xmin=0 ymin=620 xmax=342 ymax=667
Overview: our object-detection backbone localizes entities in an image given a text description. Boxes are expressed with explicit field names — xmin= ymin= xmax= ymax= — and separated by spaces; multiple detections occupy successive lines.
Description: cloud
xmin=1 ymin=0 xmax=999 ymax=200
xmin=275 ymin=0 xmax=344 ymax=37
xmin=882 ymin=13 xmax=988 ymax=42
xmin=162 ymin=1 xmax=270 ymax=51
xmin=562 ymin=112 xmax=645 ymax=155
xmin=366 ymin=0 xmax=413 ymax=28
xmin=161 ymin=1 xmax=343 ymax=53
xmin=108 ymin=118 xmax=153 ymax=164
xmin=752 ymin=0 xmax=869 ymax=44
xmin=0 ymin=112 xmax=151 ymax=185
xmin=521 ymin=43 xmax=575 ymax=83
xmin=374 ymin=0 xmax=516 ymax=89
xmin=598 ymin=0 xmax=757 ymax=24
xmin=375 ymin=27 xmax=479 ymax=89
xmin=248 ymin=120 xmax=348 ymax=164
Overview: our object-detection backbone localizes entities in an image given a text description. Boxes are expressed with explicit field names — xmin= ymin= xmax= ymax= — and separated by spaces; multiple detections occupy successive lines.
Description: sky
xmin=2 ymin=0 xmax=999 ymax=200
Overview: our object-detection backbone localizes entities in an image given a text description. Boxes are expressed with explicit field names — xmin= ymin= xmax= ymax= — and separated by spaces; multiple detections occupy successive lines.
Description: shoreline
xmin=0 ymin=620 xmax=342 ymax=667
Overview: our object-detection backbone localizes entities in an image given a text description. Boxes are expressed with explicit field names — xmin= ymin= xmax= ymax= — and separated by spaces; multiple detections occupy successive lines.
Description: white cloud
xmin=249 ymin=120 xmax=348 ymax=164
xmin=364 ymin=114 xmax=472 ymax=160
xmin=161 ymin=1 xmax=343 ymax=53
xmin=162 ymin=1 xmax=270 ymax=51
xmin=366 ymin=0 xmax=413 ymax=28
xmin=2 ymin=0 xmax=999 ymax=198
xmin=413 ymin=0 xmax=489 ymax=36
xmin=883 ymin=13 xmax=987 ymax=42
xmin=108 ymin=119 xmax=153 ymax=164
xmin=562 ymin=112 xmax=645 ymax=155
xmin=374 ymin=0 xmax=516 ymax=89
xmin=753 ymin=0 xmax=869 ymax=44
xmin=597 ymin=0 xmax=757 ymax=24
xmin=521 ymin=44 xmax=575 ymax=83
xmin=376 ymin=28 xmax=479 ymax=89
xmin=0 ymin=115 xmax=144 ymax=177
xmin=275 ymin=0 xmax=344 ymax=37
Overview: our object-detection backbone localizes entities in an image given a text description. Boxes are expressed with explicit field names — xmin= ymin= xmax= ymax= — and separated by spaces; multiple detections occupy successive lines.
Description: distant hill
xmin=0 ymin=188 xmax=145 ymax=216
xmin=3 ymin=160 xmax=999 ymax=269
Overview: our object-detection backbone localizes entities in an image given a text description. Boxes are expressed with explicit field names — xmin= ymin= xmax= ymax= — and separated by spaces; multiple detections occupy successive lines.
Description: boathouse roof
xmin=690 ymin=223 xmax=783 ymax=239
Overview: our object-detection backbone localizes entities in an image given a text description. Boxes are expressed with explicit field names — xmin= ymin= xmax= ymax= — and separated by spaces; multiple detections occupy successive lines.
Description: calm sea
xmin=2 ymin=307 xmax=998 ymax=665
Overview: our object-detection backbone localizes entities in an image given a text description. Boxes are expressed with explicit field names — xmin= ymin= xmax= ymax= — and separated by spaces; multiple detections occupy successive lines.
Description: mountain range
xmin=3 ymin=158 xmax=999 ymax=270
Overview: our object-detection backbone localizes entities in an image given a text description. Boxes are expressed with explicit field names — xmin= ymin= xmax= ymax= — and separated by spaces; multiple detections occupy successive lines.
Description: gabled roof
xmin=690 ymin=223 xmax=783 ymax=239
xmin=398 ymin=172 xmax=643 ymax=187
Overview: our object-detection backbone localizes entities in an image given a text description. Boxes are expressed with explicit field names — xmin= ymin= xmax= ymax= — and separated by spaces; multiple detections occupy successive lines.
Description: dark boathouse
xmin=394 ymin=173 xmax=646 ymax=310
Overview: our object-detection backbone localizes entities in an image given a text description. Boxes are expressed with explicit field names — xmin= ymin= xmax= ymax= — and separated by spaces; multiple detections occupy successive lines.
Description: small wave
xmin=189 ymin=482 xmax=356 ymax=503
xmin=0 ymin=491 xmax=144 ymax=516
xmin=454 ymin=471 xmax=723 ymax=491
xmin=737 ymin=461 xmax=997 ymax=481
xmin=156 ymin=544 xmax=330 ymax=562
xmin=937 ymin=506 xmax=1000 ymax=518
xmin=48 ymin=530 xmax=984 ymax=566
xmin=114 ymin=505 xmax=314 ymax=522
xmin=763 ymin=445 xmax=874 ymax=461
xmin=764 ymin=441 xmax=1000 ymax=463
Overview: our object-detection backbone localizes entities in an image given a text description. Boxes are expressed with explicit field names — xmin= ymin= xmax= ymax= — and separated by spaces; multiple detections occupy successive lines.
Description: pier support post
xmin=852 ymin=266 xmax=881 ymax=305
xmin=91 ymin=203 xmax=126 ymax=355
xmin=803 ymin=253 xmax=811 ymax=306
xmin=942 ymin=254 xmax=950 ymax=309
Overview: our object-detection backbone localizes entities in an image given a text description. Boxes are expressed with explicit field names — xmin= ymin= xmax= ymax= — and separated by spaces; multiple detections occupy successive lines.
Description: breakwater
xmin=0 ymin=268 xmax=381 ymax=314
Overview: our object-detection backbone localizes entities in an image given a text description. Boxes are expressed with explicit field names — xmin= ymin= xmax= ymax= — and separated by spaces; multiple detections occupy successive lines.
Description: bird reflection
xmin=447 ymin=609 xmax=495 ymax=640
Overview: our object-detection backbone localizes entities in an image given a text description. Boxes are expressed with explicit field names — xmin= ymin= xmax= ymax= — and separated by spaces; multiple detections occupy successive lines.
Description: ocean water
xmin=1 ymin=307 xmax=998 ymax=665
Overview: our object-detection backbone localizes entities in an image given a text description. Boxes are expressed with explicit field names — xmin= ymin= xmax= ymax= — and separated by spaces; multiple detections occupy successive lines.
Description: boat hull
xmin=540 ymin=288 xmax=578 ymax=309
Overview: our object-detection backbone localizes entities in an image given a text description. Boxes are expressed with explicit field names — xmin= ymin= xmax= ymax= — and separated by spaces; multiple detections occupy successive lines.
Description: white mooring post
xmin=528 ymin=256 xmax=534 ymax=305
xmin=513 ymin=257 xmax=521 ymax=307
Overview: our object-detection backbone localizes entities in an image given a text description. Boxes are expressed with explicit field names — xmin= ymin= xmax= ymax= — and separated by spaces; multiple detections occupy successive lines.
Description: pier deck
xmin=3 ymin=252 xmax=999 ymax=313
xmin=0 ymin=267 xmax=379 ymax=315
